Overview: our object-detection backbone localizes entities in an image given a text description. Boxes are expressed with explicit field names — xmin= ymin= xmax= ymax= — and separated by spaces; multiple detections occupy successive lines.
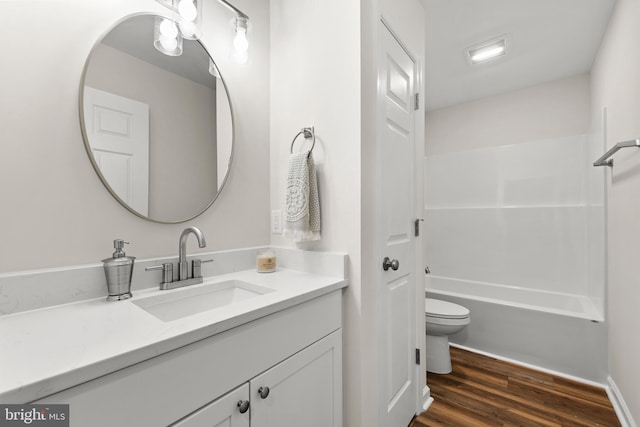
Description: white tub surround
xmin=0 ymin=248 xmax=347 ymax=404
xmin=425 ymin=135 xmax=605 ymax=321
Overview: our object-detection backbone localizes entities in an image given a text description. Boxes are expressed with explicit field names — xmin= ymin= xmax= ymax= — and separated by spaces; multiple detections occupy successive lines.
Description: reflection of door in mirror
xmin=83 ymin=87 xmax=150 ymax=215
xmin=84 ymin=42 xmax=218 ymax=221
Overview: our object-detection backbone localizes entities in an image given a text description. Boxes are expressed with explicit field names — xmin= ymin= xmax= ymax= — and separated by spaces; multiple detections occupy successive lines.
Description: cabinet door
xmin=171 ymin=384 xmax=250 ymax=427
xmin=250 ymin=330 xmax=342 ymax=427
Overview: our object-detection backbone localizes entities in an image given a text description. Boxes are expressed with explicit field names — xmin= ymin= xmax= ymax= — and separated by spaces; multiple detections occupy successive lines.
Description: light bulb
xmin=160 ymin=37 xmax=178 ymax=52
xmin=154 ymin=16 xmax=183 ymax=56
xmin=179 ymin=20 xmax=197 ymax=38
xmin=178 ymin=0 xmax=198 ymax=22
xmin=234 ymin=27 xmax=248 ymax=53
xmin=159 ymin=18 xmax=178 ymax=39
xmin=471 ymin=46 xmax=504 ymax=63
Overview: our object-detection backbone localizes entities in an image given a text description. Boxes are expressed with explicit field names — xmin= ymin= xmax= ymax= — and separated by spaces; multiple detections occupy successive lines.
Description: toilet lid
xmin=425 ymin=298 xmax=470 ymax=319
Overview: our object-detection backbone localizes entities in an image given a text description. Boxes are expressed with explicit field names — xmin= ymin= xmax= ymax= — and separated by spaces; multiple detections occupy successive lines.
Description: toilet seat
xmin=425 ymin=298 xmax=470 ymax=319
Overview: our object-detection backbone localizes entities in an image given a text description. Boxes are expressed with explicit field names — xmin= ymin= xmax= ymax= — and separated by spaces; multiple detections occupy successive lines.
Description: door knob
xmin=258 ymin=386 xmax=270 ymax=399
xmin=237 ymin=400 xmax=250 ymax=414
xmin=382 ymin=257 xmax=400 ymax=271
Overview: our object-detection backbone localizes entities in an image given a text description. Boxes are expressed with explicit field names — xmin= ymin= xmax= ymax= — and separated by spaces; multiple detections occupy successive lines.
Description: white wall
xmin=0 ymin=0 xmax=270 ymax=273
xmin=591 ymin=0 xmax=640 ymax=423
xmin=426 ymin=74 xmax=591 ymax=155
xmin=271 ymin=0 xmax=424 ymax=425
xmin=269 ymin=1 xmax=362 ymax=425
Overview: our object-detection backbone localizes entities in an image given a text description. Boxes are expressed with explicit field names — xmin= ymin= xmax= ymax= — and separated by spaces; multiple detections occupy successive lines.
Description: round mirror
xmin=80 ymin=13 xmax=233 ymax=223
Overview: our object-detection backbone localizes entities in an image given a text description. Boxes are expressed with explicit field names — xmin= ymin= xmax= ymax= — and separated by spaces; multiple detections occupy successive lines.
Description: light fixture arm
xmin=216 ymin=0 xmax=249 ymax=20
xmin=155 ymin=0 xmax=249 ymax=20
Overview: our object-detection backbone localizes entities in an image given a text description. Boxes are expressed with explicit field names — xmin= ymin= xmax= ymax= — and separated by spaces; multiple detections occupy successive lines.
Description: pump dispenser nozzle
xmin=112 ymin=239 xmax=129 ymax=258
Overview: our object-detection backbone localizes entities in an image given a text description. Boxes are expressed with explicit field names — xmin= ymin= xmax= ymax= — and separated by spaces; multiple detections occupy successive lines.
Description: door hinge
xmin=414 ymin=93 xmax=420 ymax=110
xmin=415 ymin=348 xmax=420 ymax=365
xmin=414 ymin=218 xmax=424 ymax=237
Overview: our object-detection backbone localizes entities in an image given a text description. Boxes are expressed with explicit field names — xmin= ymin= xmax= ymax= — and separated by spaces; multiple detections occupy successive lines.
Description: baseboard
xmin=450 ymin=343 xmax=606 ymax=389
xmin=421 ymin=385 xmax=433 ymax=412
xmin=606 ymin=376 xmax=638 ymax=427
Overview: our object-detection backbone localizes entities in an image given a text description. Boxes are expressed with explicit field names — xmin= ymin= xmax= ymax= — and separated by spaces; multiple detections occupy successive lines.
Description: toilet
xmin=425 ymin=298 xmax=470 ymax=374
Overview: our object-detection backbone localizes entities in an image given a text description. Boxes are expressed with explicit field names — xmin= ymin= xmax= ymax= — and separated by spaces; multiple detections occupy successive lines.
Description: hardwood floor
xmin=410 ymin=347 xmax=621 ymax=427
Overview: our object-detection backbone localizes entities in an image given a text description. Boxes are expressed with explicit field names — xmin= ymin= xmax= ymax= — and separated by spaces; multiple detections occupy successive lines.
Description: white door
xmin=378 ymin=22 xmax=418 ymax=427
xmin=83 ymin=87 xmax=149 ymax=215
xmin=250 ymin=330 xmax=342 ymax=427
xmin=171 ymin=384 xmax=250 ymax=427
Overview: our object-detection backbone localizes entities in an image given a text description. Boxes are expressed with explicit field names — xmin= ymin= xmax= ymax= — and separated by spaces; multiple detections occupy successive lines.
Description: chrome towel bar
xmin=593 ymin=139 xmax=640 ymax=167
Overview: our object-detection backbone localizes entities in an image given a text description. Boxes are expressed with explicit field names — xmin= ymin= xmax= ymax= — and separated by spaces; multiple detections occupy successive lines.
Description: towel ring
xmin=290 ymin=127 xmax=315 ymax=155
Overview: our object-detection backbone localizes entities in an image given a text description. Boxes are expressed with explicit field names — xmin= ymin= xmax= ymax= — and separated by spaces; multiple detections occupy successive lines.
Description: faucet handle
xmin=192 ymin=259 xmax=213 ymax=279
xmin=145 ymin=263 xmax=173 ymax=285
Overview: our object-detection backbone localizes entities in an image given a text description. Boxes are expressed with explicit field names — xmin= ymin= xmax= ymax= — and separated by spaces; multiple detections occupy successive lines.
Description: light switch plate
xmin=271 ymin=210 xmax=282 ymax=234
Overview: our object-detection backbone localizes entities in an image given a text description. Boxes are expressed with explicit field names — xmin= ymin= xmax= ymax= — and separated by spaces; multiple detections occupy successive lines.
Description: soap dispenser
xmin=102 ymin=239 xmax=135 ymax=301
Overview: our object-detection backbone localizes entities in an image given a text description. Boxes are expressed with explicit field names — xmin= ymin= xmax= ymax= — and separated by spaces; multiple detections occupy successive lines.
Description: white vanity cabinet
xmin=34 ymin=290 xmax=342 ymax=427
xmin=249 ymin=330 xmax=341 ymax=427
xmin=173 ymin=330 xmax=341 ymax=427
xmin=172 ymin=384 xmax=250 ymax=427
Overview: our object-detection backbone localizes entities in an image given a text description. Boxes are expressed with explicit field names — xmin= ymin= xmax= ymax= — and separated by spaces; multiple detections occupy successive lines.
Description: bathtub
xmin=426 ymin=275 xmax=608 ymax=383
xmin=427 ymin=275 xmax=603 ymax=321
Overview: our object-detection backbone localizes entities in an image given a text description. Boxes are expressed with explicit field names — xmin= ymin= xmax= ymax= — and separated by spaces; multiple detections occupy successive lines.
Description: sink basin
xmin=133 ymin=279 xmax=274 ymax=322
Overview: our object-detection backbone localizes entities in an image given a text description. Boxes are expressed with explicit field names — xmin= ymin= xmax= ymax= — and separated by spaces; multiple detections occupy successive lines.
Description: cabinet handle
xmin=258 ymin=386 xmax=270 ymax=399
xmin=237 ymin=400 xmax=250 ymax=414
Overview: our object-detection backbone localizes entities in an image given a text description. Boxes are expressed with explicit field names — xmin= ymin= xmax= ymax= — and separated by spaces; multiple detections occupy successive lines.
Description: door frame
xmin=374 ymin=16 xmax=428 ymax=423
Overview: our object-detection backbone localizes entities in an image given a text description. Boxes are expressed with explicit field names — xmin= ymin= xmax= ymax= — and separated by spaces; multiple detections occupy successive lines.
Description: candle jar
xmin=256 ymin=249 xmax=276 ymax=273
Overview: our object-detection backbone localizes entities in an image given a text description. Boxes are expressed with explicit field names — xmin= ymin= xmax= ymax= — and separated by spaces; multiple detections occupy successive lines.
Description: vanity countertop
xmin=0 ymin=268 xmax=347 ymax=403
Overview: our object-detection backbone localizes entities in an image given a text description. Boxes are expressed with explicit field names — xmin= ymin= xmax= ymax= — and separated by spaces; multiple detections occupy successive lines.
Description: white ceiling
xmin=423 ymin=0 xmax=617 ymax=111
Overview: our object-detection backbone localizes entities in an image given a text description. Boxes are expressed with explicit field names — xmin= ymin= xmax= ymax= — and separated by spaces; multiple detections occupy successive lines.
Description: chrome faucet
xmin=179 ymin=226 xmax=207 ymax=281
xmin=145 ymin=226 xmax=213 ymax=290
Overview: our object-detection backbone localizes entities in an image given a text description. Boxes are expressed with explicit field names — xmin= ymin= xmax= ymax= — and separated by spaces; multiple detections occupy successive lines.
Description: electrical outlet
xmin=271 ymin=210 xmax=282 ymax=234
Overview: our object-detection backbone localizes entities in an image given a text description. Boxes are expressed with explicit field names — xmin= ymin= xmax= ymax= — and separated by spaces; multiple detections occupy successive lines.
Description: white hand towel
xmin=283 ymin=151 xmax=321 ymax=242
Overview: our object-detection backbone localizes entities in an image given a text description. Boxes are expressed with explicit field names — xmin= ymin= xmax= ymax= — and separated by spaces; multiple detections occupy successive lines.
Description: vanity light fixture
xmin=207 ymin=0 xmax=251 ymax=64
xmin=233 ymin=16 xmax=249 ymax=64
xmin=154 ymin=0 xmax=250 ymax=61
xmin=154 ymin=0 xmax=202 ymax=41
xmin=234 ymin=17 xmax=249 ymax=52
xmin=467 ymin=36 xmax=507 ymax=64
xmin=154 ymin=16 xmax=183 ymax=56
xmin=177 ymin=0 xmax=202 ymax=40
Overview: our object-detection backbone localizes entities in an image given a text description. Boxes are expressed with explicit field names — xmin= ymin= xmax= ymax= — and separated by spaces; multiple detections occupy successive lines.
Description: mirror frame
xmin=79 ymin=12 xmax=235 ymax=224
